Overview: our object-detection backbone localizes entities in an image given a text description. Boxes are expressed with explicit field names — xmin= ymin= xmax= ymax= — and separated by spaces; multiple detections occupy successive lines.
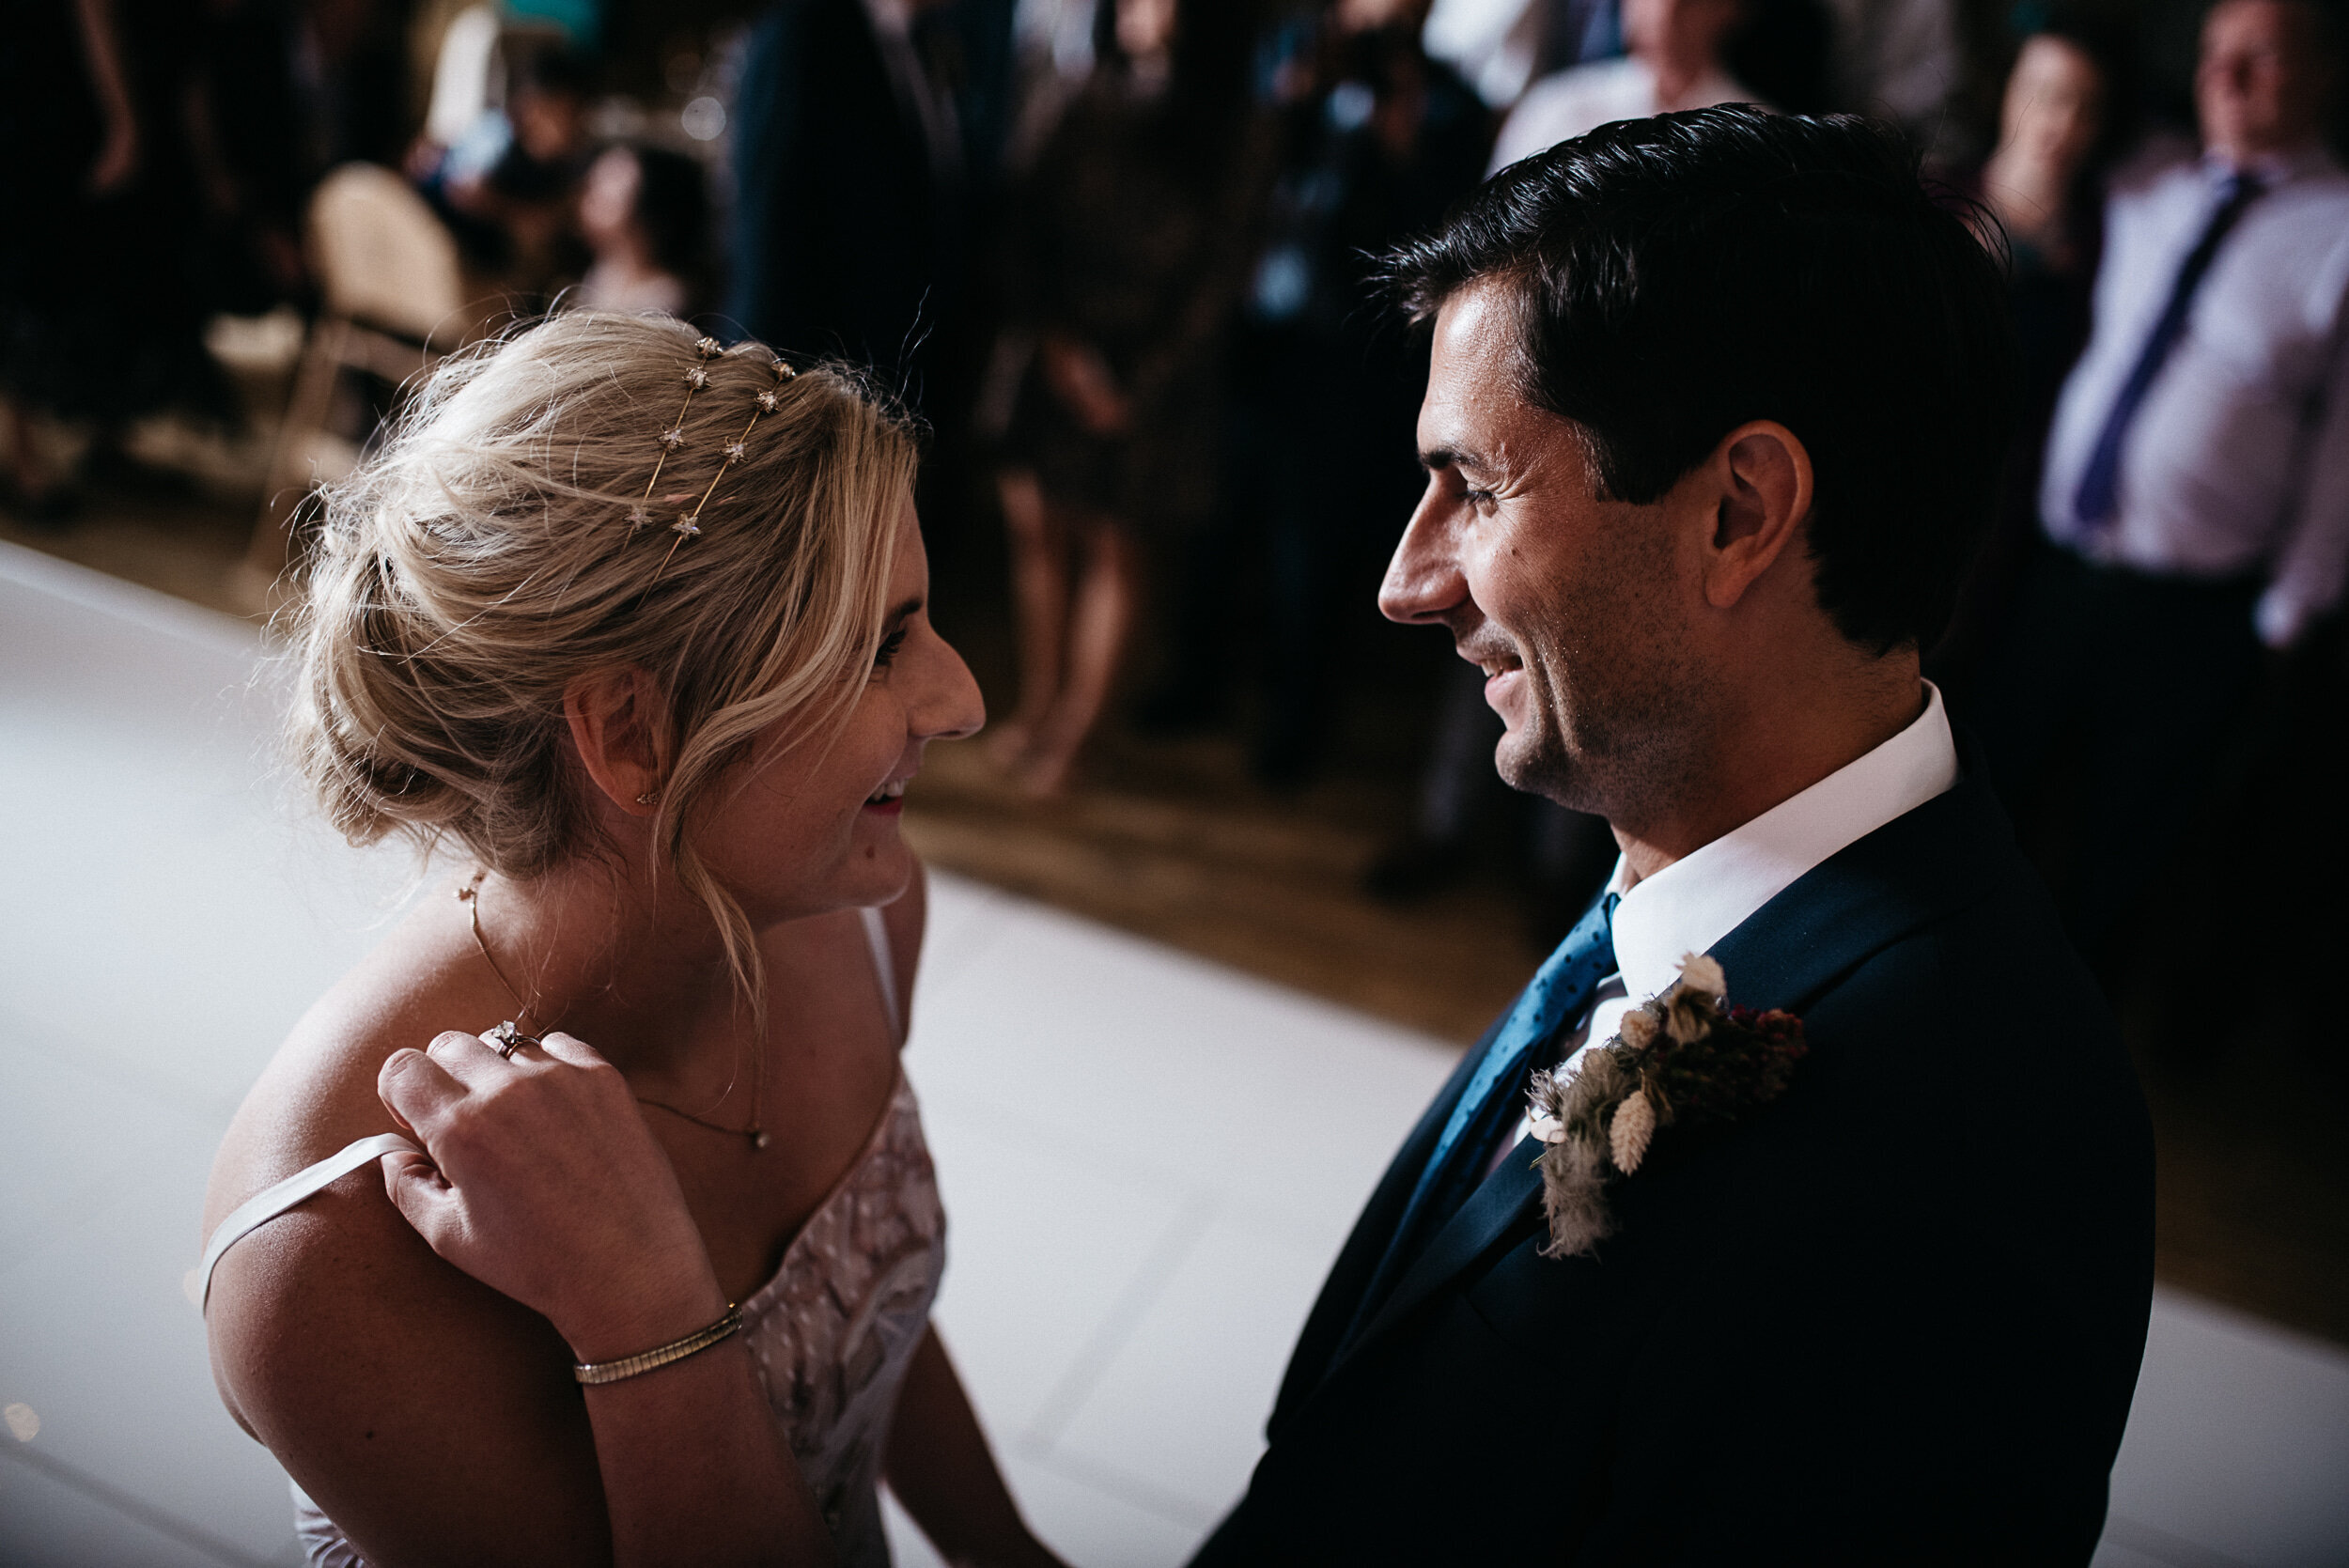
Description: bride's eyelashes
xmin=871 ymin=628 xmax=910 ymax=673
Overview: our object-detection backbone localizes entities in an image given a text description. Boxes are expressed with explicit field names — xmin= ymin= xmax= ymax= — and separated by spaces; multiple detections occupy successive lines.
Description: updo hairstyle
xmin=288 ymin=311 xmax=918 ymax=1010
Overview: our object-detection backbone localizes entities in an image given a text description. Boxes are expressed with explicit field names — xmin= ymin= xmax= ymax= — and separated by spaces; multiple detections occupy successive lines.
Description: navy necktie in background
xmin=1344 ymin=892 xmax=1620 ymax=1344
xmin=2072 ymin=170 xmax=2264 ymax=532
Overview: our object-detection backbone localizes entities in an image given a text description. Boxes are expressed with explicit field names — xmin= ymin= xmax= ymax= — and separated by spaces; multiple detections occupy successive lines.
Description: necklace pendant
xmin=752 ymin=1129 xmax=770 ymax=1151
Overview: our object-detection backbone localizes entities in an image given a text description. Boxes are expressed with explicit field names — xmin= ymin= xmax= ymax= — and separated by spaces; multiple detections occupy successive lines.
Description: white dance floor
xmin=2 ymin=538 xmax=2345 ymax=1568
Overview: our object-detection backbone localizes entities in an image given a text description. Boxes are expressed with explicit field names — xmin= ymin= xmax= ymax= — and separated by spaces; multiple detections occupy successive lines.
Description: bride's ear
xmin=563 ymin=667 xmax=671 ymax=816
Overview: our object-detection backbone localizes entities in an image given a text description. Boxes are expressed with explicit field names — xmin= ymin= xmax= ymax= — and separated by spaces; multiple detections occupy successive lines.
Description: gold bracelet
xmin=572 ymin=1303 xmax=744 ymax=1386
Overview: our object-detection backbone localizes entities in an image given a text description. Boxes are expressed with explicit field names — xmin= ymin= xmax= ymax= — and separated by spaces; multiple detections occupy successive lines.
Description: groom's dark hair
xmin=1382 ymin=106 xmax=2015 ymax=656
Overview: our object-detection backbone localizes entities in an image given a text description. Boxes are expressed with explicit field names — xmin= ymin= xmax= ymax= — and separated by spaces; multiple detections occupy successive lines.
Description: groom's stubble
xmin=1393 ymin=274 xmax=1735 ymax=846
xmin=1490 ymin=463 xmax=1720 ymax=837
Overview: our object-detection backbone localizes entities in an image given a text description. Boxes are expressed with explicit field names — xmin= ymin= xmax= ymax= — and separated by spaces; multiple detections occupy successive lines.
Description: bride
xmin=199 ymin=313 xmax=1066 ymax=1568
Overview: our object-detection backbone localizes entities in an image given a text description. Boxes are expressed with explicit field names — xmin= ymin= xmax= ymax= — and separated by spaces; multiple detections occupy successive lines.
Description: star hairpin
xmin=651 ymin=356 xmax=798 ymax=580
xmin=640 ymin=336 xmax=723 ymax=505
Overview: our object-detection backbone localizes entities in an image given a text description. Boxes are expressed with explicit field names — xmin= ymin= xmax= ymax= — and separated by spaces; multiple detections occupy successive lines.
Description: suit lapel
xmin=1313 ymin=766 xmax=2016 ymax=1387
xmin=1266 ymin=1015 xmax=1501 ymax=1434
xmin=1333 ymin=1131 xmax=1546 ymax=1368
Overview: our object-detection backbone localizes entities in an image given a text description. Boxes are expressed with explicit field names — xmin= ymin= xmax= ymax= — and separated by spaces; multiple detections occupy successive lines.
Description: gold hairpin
xmin=637 ymin=337 xmax=724 ymax=526
xmin=652 ymin=356 xmax=800 ymax=580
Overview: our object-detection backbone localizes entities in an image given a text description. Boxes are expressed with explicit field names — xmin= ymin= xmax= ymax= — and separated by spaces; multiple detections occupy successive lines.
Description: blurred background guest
xmin=290 ymin=0 xmax=416 ymax=174
xmin=985 ymin=0 xmax=1256 ymax=796
xmin=1822 ymin=0 xmax=1961 ymax=153
xmin=574 ymin=142 xmax=711 ymax=316
xmin=1976 ymin=13 xmax=2124 ymax=437
xmin=188 ymin=0 xmax=317 ymax=318
xmin=416 ymin=42 xmax=596 ymax=290
xmin=725 ymin=0 xmax=972 ymax=387
xmin=1934 ymin=8 xmax=2128 ymax=686
xmin=1162 ymin=0 xmax=1491 ymax=789
xmin=0 ymin=0 xmax=282 ymax=524
xmin=1972 ymin=0 xmax=2349 ymax=970
xmin=1489 ymin=0 xmax=1766 ymax=169
xmin=1423 ymin=0 xmax=1615 ymax=109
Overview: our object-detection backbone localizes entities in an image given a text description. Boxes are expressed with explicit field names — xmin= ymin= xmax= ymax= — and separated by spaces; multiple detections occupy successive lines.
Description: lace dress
xmin=202 ymin=909 xmax=943 ymax=1568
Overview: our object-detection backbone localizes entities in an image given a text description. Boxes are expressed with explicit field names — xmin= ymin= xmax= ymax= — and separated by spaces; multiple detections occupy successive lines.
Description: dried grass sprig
xmin=1526 ymin=954 xmax=1808 ymax=1258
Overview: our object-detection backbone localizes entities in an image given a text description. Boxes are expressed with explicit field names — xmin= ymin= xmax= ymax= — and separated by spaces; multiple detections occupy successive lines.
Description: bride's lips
xmin=863 ymin=776 xmax=910 ymax=815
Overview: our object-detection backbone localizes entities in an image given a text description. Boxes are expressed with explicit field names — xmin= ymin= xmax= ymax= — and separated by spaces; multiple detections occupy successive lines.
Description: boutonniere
xmin=1523 ymin=953 xmax=1808 ymax=1259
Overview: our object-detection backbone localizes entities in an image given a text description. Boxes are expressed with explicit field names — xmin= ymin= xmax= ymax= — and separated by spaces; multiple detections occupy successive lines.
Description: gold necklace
xmin=458 ymin=871 xmax=769 ymax=1151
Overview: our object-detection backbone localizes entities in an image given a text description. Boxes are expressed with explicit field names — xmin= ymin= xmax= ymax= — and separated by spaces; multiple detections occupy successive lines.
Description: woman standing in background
xmin=988 ymin=0 xmax=1259 ymax=796
xmin=1935 ymin=10 xmax=2126 ymax=686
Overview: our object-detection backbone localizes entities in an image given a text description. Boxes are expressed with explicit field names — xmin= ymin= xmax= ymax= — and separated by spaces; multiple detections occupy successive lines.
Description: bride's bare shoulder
xmin=200 ymin=898 xmax=554 ymax=1437
xmin=206 ymin=900 xmax=497 ymax=1230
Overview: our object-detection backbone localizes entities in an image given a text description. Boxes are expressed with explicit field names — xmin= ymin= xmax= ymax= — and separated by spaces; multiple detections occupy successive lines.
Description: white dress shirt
xmin=1490 ymin=682 xmax=1959 ymax=1168
xmin=1488 ymin=57 xmax=1758 ymax=176
xmin=2038 ymin=146 xmax=2349 ymax=648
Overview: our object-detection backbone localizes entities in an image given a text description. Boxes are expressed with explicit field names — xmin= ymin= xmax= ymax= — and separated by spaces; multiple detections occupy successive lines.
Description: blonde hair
xmin=288 ymin=311 xmax=917 ymax=1017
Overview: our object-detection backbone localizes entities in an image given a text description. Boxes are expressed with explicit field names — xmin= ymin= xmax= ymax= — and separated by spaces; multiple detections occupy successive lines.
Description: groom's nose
xmin=1379 ymin=482 xmax=1469 ymax=627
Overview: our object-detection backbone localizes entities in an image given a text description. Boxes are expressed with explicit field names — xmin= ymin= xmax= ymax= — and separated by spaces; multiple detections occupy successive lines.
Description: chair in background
xmin=243 ymin=163 xmax=471 ymax=595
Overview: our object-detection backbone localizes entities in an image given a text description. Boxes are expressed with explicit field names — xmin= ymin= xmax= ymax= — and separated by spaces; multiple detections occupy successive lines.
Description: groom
xmin=1192 ymin=109 xmax=2155 ymax=1564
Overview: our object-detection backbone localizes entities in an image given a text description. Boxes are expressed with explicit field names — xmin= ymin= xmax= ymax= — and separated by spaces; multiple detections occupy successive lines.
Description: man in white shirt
xmin=1193 ymin=105 xmax=2150 ymax=1566
xmin=1489 ymin=0 xmax=1761 ymax=172
xmin=1977 ymin=0 xmax=2348 ymax=962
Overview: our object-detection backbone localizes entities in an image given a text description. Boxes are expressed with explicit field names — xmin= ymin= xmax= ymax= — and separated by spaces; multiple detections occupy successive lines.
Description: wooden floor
xmin=7 ymin=473 xmax=2345 ymax=1348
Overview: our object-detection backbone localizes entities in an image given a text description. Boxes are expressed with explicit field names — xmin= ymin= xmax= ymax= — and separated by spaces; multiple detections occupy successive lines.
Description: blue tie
xmin=1346 ymin=892 xmax=1620 ymax=1341
xmin=2071 ymin=170 xmax=2263 ymax=532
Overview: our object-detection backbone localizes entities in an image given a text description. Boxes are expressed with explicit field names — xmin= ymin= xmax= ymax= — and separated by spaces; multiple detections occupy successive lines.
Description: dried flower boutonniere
xmin=1523 ymin=954 xmax=1808 ymax=1258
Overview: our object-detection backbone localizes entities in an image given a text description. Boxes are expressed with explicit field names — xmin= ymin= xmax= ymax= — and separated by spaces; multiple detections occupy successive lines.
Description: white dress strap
xmin=860 ymin=905 xmax=902 ymax=1045
xmin=196 ymin=1132 xmax=421 ymax=1311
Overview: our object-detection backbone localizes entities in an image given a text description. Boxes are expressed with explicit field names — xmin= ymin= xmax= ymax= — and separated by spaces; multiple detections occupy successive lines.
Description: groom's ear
xmin=563 ymin=666 xmax=672 ymax=817
xmin=1700 ymin=420 xmax=1813 ymax=613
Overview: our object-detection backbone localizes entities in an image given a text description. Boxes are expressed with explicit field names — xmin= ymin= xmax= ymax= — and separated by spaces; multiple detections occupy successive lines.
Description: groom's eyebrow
xmin=1421 ymin=443 xmax=1498 ymax=477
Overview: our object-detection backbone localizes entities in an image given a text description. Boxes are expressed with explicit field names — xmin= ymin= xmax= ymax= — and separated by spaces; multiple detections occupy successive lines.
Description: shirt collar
xmin=2203 ymin=142 xmax=2335 ymax=187
xmin=1601 ymin=680 xmax=1959 ymax=1007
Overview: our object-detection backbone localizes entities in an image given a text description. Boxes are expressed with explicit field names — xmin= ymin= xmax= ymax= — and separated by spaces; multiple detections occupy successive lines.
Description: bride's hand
xmin=375 ymin=1029 xmax=727 ymax=1361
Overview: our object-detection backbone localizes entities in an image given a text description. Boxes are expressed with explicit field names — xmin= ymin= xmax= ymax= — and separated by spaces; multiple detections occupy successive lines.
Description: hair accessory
xmin=639 ymin=336 xmax=725 ymax=507
xmin=573 ymin=1302 xmax=745 ymax=1386
xmin=652 ymin=356 xmax=797 ymax=580
xmin=755 ymin=358 xmax=796 ymax=413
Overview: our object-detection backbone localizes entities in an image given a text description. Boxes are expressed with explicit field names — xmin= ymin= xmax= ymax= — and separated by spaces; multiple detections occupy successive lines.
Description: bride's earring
xmin=634 ymin=789 xmax=660 ymax=806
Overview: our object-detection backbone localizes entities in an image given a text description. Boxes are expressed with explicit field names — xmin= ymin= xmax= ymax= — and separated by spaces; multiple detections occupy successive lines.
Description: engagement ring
xmin=489 ymin=1021 xmax=538 ymax=1060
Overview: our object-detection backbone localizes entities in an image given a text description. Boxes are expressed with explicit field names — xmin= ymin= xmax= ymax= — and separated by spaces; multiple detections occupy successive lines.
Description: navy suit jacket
xmin=1191 ymin=763 xmax=2154 ymax=1565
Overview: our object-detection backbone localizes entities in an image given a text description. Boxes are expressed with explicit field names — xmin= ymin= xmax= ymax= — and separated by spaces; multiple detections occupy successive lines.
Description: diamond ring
xmin=489 ymin=1021 xmax=538 ymax=1060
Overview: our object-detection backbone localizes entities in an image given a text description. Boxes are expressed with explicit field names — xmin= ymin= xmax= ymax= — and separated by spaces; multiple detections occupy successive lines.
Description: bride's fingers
xmin=380 ymin=1038 xmax=472 ymax=1128
xmin=419 ymin=1027 xmax=527 ymax=1086
xmin=533 ymin=1030 xmax=612 ymax=1072
xmin=379 ymin=1148 xmax=461 ymax=1251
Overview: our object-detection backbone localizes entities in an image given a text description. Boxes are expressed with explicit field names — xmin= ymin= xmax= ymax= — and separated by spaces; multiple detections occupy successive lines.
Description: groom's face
xmin=1380 ymin=279 xmax=1706 ymax=818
